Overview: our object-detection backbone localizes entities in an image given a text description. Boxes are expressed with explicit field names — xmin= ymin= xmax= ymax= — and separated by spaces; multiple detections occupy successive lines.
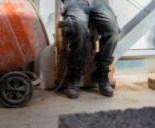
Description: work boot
xmin=92 ymin=69 xmax=114 ymax=97
xmin=67 ymin=69 xmax=81 ymax=99
xmin=67 ymin=82 xmax=80 ymax=99
xmin=98 ymin=81 xmax=114 ymax=97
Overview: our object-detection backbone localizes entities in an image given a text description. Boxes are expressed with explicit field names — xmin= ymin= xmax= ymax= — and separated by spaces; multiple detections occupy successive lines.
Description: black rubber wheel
xmin=0 ymin=72 xmax=33 ymax=108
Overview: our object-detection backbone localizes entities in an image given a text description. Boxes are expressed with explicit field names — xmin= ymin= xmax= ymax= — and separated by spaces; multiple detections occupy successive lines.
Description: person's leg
xmin=62 ymin=1 xmax=89 ymax=98
xmin=90 ymin=3 xmax=120 ymax=97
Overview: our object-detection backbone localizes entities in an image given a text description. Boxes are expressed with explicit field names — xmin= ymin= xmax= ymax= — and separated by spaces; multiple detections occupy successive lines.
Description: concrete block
xmin=148 ymin=76 xmax=155 ymax=90
xmin=59 ymin=107 xmax=155 ymax=128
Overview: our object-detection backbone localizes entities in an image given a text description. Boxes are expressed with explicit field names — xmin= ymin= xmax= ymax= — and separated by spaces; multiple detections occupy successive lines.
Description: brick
xmin=148 ymin=76 xmax=155 ymax=90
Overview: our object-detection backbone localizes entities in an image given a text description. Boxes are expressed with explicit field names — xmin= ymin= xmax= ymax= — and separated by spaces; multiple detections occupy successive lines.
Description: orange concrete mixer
xmin=0 ymin=0 xmax=49 ymax=107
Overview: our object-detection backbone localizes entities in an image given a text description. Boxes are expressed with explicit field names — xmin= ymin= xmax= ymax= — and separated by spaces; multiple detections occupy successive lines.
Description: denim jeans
xmin=62 ymin=0 xmax=120 ymax=73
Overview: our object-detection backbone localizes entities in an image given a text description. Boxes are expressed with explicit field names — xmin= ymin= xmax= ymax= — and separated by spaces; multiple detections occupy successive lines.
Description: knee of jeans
xmin=63 ymin=17 xmax=88 ymax=37
xmin=101 ymin=22 xmax=120 ymax=36
xmin=74 ymin=19 xmax=89 ymax=39
xmin=108 ymin=26 xmax=120 ymax=36
xmin=101 ymin=26 xmax=120 ymax=43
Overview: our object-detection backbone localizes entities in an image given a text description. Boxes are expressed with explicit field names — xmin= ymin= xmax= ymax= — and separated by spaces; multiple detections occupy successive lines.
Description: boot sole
xmin=67 ymin=91 xmax=80 ymax=99
xmin=67 ymin=94 xmax=79 ymax=99
xmin=100 ymin=90 xmax=114 ymax=97
xmin=99 ymin=87 xmax=114 ymax=97
xmin=101 ymin=92 xmax=114 ymax=97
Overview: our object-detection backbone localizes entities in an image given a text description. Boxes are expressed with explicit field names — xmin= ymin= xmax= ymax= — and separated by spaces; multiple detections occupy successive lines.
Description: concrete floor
xmin=0 ymin=73 xmax=155 ymax=128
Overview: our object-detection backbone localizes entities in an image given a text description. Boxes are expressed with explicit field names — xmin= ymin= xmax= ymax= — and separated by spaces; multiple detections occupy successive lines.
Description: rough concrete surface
xmin=0 ymin=73 xmax=155 ymax=128
xmin=59 ymin=107 xmax=155 ymax=128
